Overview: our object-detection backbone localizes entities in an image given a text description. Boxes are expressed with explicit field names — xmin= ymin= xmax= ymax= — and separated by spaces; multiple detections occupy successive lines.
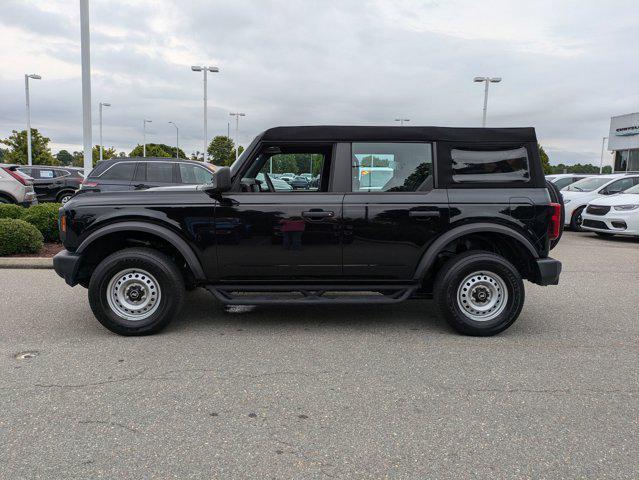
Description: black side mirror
xmin=203 ymin=166 xmax=232 ymax=198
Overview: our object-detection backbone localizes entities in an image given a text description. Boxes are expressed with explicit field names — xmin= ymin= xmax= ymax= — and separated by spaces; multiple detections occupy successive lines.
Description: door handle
xmin=133 ymin=184 xmax=149 ymax=190
xmin=409 ymin=210 xmax=440 ymax=218
xmin=302 ymin=210 xmax=334 ymax=218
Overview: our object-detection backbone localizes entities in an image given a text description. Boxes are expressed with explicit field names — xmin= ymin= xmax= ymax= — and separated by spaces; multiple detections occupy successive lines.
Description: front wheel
xmin=433 ymin=251 xmax=525 ymax=336
xmin=88 ymin=247 xmax=185 ymax=336
xmin=570 ymin=206 xmax=585 ymax=231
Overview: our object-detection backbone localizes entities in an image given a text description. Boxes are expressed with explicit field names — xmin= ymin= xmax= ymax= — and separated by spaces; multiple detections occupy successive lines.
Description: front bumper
xmin=53 ymin=249 xmax=82 ymax=286
xmin=581 ymin=212 xmax=639 ymax=236
xmin=531 ymin=257 xmax=562 ymax=286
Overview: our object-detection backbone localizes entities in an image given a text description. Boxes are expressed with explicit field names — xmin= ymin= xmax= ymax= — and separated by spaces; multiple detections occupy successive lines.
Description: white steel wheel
xmin=456 ymin=270 xmax=508 ymax=322
xmin=106 ymin=268 xmax=161 ymax=321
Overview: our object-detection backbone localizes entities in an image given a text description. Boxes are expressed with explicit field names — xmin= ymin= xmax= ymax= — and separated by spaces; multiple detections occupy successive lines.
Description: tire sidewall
xmin=570 ymin=206 xmax=585 ymax=231
xmin=88 ymin=250 xmax=183 ymax=335
xmin=436 ymin=253 xmax=524 ymax=336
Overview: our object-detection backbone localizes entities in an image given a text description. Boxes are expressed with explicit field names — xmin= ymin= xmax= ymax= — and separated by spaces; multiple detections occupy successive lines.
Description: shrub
xmin=0 ymin=203 xmax=25 ymax=219
xmin=0 ymin=219 xmax=43 ymax=255
xmin=22 ymin=203 xmax=62 ymax=243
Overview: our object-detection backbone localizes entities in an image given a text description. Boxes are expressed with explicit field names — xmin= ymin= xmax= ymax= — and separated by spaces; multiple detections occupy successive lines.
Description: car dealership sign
xmin=608 ymin=112 xmax=639 ymax=150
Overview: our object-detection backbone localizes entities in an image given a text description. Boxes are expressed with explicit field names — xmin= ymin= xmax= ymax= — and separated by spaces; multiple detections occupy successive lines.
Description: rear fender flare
xmin=77 ymin=221 xmax=206 ymax=280
xmin=413 ymin=223 xmax=539 ymax=280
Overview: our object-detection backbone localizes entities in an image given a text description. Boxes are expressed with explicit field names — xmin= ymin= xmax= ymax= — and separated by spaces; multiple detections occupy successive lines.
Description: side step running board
xmin=206 ymin=284 xmax=418 ymax=305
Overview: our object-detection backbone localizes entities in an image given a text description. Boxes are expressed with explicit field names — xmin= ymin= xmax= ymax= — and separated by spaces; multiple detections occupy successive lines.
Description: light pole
xmin=168 ymin=121 xmax=179 ymax=158
xmin=473 ymin=76 xmax=502 ymax=127
xmin=143 ymin=119 xmax=152 ymax=157
xmin=24 ymin=73 xmax=41 ymax=166
xmin=599 ymin=136 xmax=608 ymax=174
xmin=80 ymin=0 xmax=92 ymax=174
xmin=229 ymin=112 xmax=246 ymax=162
xmin=191 ymin=65 xmax=219 ymax=162
xmin=99 ymin=102 xmax=110 ymax=162
xmin=394 ymin=118 xmax=410 ymax=126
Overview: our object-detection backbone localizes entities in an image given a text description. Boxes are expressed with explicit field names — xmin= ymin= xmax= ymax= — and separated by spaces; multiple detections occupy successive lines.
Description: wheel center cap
xmin=472 ymin=287 xmax=490 ymax=304
xmin=126 ymin=285 xmax=145 ymax=302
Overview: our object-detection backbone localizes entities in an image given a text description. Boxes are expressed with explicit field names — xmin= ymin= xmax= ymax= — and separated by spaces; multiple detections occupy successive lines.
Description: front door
xmin=342 ymin=141 xmax=448 ymax=280
xmin=215 ymin=143 xmax=343 ymax=280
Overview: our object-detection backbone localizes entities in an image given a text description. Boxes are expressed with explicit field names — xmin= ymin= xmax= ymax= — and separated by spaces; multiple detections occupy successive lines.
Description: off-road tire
xmin=88 ymin=247 xmax=185 ymax=336
xmin=433 ymin=251 xmax=525 ymax=336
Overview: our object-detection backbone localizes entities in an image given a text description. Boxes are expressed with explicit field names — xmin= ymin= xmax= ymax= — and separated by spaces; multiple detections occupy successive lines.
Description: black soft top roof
xmin=260 ymin=125 xmax=537 ymax=143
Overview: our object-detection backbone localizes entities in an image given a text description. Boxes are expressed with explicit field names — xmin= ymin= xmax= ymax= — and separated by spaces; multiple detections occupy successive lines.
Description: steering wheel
xmin=263 ymin=172 xmax=276 ymax=192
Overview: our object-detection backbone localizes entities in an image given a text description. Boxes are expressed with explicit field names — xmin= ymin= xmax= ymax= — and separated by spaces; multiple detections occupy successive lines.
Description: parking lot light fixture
xmin=168 ymin=121 xmax=179 ymax=158
xmin=143 ymin=119 xmax=152 ymax=157
xmin=473 ymin=76 xmax=502 ymax=127
xmin=191 ymin=65 xmax=220 ymax=162
xmin=229 ymin=112 xmax=246 ymax=161
xmin=99 ymin=102 xmax=111 ymax=162
xmin=24 ymin=73 xmax=42 ymax=166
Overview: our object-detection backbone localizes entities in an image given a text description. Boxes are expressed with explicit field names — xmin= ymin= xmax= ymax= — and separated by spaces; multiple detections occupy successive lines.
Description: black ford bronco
xmin=53 ymin=126 xmax=563 ymax=336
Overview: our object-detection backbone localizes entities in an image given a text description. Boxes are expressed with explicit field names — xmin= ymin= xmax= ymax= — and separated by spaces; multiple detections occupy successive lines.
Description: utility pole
xmin=229 ymin=112 xmax=246 ymax=162
xmin=169 ymin=121 xmax=179 ymax=158
xmin=99 ymin=102 xmax=110 ymax=162
xmin=24 ymin=74 xmax=41 ymax=166
xmin=80 ymin=0 xmax=93 ymax=173
xmin=191 ymin=65 xmax=220 ymax=162
xmin=143 ymin=119 xmax=152 ymax=157
xmin=473 ymin=76 xmax=502 ymax=127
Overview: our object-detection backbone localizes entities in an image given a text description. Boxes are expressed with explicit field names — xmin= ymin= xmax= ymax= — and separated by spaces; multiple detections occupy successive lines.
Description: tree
xmin=207 ymin=136 xmax=235 ymax=166
xmin=0 ymin=148 xmax=7 ymax=162
xmin=602 ymin=166 xmax=612 ymax=174
xmin=539 ymin=145 xmax=551 ymax=174
xmin=129 ymin=143 xmax=186 ymax=158
xmin=0 ymin=129 xmax=57 ymax=165
xmin=55 ymin=149 xmax=73 ymax=166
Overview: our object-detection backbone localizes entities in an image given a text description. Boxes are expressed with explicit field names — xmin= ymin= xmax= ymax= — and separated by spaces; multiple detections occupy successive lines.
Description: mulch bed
xmin=6 ymin=243 xmax=64 ymax=258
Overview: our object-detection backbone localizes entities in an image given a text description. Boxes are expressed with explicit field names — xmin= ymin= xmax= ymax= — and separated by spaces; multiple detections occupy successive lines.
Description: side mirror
xmin=203 ymin=166 xmax=231 ymax=197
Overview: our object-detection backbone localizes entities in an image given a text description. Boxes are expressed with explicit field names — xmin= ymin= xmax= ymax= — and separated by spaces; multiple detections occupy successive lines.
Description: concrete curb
xmin=0 ymin=257 xmax=54 ymax=269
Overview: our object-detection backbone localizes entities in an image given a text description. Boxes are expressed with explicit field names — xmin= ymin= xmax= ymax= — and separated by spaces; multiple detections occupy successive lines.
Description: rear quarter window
xmin=451 ymin=147 xmax=529 ymax=183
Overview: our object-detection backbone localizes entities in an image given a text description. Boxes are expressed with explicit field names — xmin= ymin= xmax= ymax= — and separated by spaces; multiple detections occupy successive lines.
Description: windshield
xmin=564 ymin=177 xmax=612 ymax=192
xmin=624 ymin=184 xmax=639 ymax=194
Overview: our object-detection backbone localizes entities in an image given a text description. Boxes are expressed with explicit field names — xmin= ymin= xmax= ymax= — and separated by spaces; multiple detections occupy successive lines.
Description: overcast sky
xmin=1 ymin=0 xmax=638 ymax=166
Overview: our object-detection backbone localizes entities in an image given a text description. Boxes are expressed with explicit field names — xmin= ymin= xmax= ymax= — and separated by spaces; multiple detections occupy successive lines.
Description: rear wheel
xmin=433 ymin=251 xmax=525 ymax=336
xmin=0 ymin=197 xmax=12 ymax=204
xmin=570 ymin=206 xmax=585 ymax=231
xmin=57 ymin=191 xmax=74 ymax=204
xmin=88 ymin=247 xmax=185 ymax=336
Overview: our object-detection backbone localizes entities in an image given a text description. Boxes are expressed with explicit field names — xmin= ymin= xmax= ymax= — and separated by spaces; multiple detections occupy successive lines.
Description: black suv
xmin=53 ymin=126 xmax=563 ymax=336
xmin=78 ymin=157 xmax=217 ymax=193
xmin=18 ymin=165 xmax=84 ymax=204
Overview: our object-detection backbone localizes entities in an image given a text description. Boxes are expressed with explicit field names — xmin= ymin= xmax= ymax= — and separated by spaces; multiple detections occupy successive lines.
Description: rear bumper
xmin=52 ymin=249 xmax=82 ymax=286
xmin=531 ymin=257 xmax=562 ymax=286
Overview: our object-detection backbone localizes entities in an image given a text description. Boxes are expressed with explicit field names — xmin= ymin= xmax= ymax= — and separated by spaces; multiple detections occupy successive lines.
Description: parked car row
xmin=547 ymin=173 xmax=639 ymax=237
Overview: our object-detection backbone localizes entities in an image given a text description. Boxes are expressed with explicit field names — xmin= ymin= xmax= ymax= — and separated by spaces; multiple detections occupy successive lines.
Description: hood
xmin=560 ymin=190 xmax=591 ymax=200
xmin=588 ymin=193 xmax=639 ymax=207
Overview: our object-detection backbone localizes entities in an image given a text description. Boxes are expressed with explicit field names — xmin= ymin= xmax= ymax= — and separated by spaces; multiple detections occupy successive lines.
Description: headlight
xmin=563 ymin=199 xmax=571 ymax=204
xmin=613 ymin=204 xmax=639 ymax=211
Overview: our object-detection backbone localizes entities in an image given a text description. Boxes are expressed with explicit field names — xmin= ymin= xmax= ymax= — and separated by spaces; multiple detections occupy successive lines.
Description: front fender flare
xmin=412 ymin=223 xmax=539 ymax=280
xmin=77 ymin=221 xmax=206 ymax=280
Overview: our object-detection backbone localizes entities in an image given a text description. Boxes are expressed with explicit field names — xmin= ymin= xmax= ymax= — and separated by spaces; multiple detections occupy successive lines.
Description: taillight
xmin=2 ymin=167 xmax=29 ymax=186
xmin=549 ymin=202 xmax=561 ymax=240
xmin=81 ymin=180 xmax=98 ymax=188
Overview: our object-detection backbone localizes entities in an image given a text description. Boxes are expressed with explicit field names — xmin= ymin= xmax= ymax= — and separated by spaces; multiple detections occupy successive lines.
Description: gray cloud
xmin=0 ymin=0 xmax=637 ymax=166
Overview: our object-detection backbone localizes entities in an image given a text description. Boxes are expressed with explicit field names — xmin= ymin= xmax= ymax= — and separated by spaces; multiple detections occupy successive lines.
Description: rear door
xmin=214 ymin=143 xmax=342 ymax=280
xmin=342 ymin=142 xmax=448 ymax=280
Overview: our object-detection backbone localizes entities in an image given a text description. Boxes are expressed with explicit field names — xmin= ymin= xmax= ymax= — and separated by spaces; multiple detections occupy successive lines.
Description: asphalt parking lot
xmin=1 ymin=231 xmax=638 ymax=479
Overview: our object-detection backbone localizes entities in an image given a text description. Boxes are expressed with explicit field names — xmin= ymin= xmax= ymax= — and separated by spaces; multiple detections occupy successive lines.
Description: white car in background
xmin=546 ymin=173 xmax=591 ymax=190
xmin=561 ymin=174 xmax=639 ymax=230
xmin=581 ymin=182 xmax=639 ymax=237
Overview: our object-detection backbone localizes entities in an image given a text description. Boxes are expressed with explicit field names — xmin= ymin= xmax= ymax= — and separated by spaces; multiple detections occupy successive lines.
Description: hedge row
xmin=0 ymin=219 xmax=43 ymax=255
xmin=0 ymin=202 xmax=61 ymax=242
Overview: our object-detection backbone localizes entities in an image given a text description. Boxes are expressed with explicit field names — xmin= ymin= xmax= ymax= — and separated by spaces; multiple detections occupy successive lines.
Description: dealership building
xmin=609 ymin=112 xmax=639 ymax=172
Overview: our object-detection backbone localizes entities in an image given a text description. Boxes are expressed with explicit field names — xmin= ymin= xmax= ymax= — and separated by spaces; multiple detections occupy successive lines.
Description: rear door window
xmin=351 ymin=143 xmax=433 ymax=192
xmin=451 ymin=147 xmax=529 ymax=183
